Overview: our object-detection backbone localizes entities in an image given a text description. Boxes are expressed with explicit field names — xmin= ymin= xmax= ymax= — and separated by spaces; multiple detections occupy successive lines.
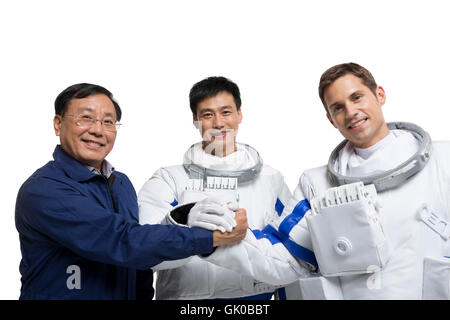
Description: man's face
xmin=53 ymin=94 xmax=117 ymax=170
xmin=324 ymin=74 xmax=389 ymax=148
xmin=193 ymin=91 xmax=242 ymax=156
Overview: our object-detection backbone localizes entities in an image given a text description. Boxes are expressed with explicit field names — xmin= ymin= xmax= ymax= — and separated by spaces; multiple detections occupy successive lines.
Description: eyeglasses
xmin=63 ymin=114 xmax=122 ymax=132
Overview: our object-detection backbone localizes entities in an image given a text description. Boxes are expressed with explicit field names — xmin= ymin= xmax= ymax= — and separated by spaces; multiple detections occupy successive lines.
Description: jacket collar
xmin=53 ymin=145 xmax=101 ymax=182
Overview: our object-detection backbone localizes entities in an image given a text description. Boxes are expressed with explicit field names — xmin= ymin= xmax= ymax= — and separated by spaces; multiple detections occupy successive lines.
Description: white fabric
xmin=336 ymin=130 xmax=421 ymax=177
xmin=138 ymin=142 xmax=299 ymax=299
xmin=422 ymin=256 xmax=450 ymax=299
xmin=295 ymin=132 xmax=450 ymax=299
xmin=183 ymin=142 xmax=256 ymax=171
xmin=299 ymin=276 xmax=343 ymax=300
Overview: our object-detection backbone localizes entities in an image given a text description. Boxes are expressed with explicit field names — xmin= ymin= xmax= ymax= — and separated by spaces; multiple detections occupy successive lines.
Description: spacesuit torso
xmin=295 ymin=124 xmax=450 ymax=299
xmin=138 ymin=143 xmax=292 ymax=299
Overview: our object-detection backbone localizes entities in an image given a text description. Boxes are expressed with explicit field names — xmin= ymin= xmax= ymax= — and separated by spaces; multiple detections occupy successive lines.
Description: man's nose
xmin=344 ymin=102 xmax=359 ymax=119
xmin=213 ymin=115 xmax=225 ymax=128
xmin=88 ymin=120 xmax=104 ymax=135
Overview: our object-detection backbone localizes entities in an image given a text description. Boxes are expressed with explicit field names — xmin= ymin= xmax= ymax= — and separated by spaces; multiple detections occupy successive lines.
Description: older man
xmin=15 ymin=83 xmax=247 ymax=300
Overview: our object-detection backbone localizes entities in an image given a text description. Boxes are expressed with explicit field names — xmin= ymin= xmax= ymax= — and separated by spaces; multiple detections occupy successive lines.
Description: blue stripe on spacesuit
xmin=170 ymin=199 xmax=178 ymax=207
xmin=251 ymin=227 xmax=281 ymax=245
xmin=263 ymin=224 xmax=318 ymax=271
xmin=278 ymin=199 xmax=310 ymax=236
xmin=251 ymin=229 xmax=265 ymax=239
xmin=261 ymin=225 xmax=282 ymax=244
xmin=275 ymin=198 xmax=285 ymax=216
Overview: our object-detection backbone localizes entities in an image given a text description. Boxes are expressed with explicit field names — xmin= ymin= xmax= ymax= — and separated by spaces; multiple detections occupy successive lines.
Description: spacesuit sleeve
xmin=203 ymin=178 xmax=316 ymax=286
xmin=138 ymin=168 xmax=180 ymax=225
xmin=138 ymin=168 xmax=193 ymax=271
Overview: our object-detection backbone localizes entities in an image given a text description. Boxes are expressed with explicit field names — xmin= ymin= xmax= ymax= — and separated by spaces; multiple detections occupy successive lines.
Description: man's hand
xmin=213 ymin=209 xmax=248 ymax=247
xmin=188 ymin=197 xmax=237 ymax=232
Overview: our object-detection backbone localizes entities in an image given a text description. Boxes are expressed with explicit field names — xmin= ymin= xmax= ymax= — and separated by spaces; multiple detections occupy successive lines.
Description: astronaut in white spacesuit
xmin=138 ymin=76 xmax=303 ymax=300
xmin=203 ymin=63 xmax=450 ymax=300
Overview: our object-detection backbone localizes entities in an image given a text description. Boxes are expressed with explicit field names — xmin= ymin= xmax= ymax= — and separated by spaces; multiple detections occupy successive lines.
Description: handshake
xmin=167 ymin=197 xmax=249 ymax=247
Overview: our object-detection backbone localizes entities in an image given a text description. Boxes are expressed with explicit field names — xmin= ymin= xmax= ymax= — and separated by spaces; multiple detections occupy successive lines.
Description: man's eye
xmin=202 ymin=113 xmax=213 ymax=118
xmin=103 ymin=119 xmax=114 ymax=125
xmin=223 ymin=111 xmax=232 ymax=115
xmin=80 ymin=115 xmax=93 ymax=120
xmin=332 ymin=106 xmax=343 ymax=113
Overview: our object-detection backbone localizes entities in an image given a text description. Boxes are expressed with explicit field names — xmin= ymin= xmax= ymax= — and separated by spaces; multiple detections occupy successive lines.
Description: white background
xmin=1 ymin=0 xmax=449 ymax=299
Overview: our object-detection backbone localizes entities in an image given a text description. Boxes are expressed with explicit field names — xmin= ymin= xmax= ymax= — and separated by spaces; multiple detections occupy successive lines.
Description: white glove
xmin=225 ymin=200 xmax=239 ymax=211
xmin=188 ymin=196 xmax=237 ymax=233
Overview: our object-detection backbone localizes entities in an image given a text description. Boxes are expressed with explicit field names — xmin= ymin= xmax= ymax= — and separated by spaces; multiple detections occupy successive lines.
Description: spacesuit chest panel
xmin=176 ymin=175 xmax=276 ymax=229
xmin=178 ymin=177 xmax=240 ymax=205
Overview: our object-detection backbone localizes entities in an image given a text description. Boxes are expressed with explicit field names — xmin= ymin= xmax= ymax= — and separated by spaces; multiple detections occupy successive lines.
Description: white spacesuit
xmin=204 ymin=122 xmax=450 ymax=299
xmin=293 ymin=122 xmax=450 ymax=299
xmin=138 ymin=142 xmax=305 ymax=299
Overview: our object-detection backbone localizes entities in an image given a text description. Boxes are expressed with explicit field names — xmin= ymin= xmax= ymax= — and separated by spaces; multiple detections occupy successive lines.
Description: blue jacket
xmin=15 ymin=146 xmax=214 ymax=299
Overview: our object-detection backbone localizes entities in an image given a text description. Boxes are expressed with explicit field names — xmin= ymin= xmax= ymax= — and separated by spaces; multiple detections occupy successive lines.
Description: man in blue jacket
xmin=15 ymin=83 xmax=247 ymax=300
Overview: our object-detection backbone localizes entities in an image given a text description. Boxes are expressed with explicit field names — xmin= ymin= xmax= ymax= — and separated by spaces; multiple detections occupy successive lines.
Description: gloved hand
xmin=188 ymin=196 xmax=237 ymax=233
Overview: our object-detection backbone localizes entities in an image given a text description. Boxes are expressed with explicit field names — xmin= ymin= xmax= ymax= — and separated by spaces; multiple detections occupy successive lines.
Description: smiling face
xmin=53 ymin=94 xmax=117 ymax=170
xmin=324 ymin=74 xmax=389 ymax=148
xmin=193 ymin=91 xmax=242 ymax=157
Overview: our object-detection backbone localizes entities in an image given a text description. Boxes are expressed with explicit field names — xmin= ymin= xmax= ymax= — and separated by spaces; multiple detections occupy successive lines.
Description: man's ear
xmin=192 ymin=114 xmax=198 ymax=129
xmin=376 ymin=86 xmax=386 ymax=107
xmin=237 ymin=109 xmax=242 ymax=124
xmin=53 ymin=115 xmax=62 ymax=136
xmin=326 ymin=112 xmax=337 ymax=128
xmin=193 ymin=114 xmax=202 ymax=130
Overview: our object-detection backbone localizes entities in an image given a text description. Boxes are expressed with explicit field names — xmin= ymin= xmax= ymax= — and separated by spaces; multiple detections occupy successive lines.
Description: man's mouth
xmin=82 ymin=139 xmax=105 ymax=148
xmin=211 ymin=130 xmax=231 ymax=138
xmin=347 ymin=118 xmax=368 ymax=129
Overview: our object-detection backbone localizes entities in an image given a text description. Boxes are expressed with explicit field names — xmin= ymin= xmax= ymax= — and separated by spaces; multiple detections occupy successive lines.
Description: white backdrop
xmin=1 ymin=0 xmax=449 ymax=299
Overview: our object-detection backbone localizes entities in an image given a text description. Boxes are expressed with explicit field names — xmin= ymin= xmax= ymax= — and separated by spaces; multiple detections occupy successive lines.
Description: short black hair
xmin=54 ymin=83 xmax=122 ymax=121
xmin=189 ymin=76 xmax=241 ymax=115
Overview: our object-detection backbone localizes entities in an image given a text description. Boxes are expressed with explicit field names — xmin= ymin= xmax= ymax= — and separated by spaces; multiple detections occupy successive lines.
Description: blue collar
xmin=52 ymin=145 xmax=103 ymax=182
